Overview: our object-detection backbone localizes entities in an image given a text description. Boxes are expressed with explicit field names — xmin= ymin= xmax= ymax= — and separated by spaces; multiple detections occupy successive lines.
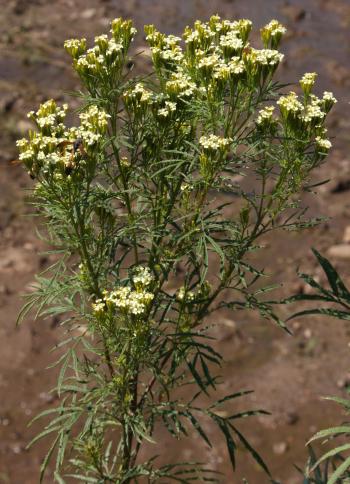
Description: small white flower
xmin=315 ymin=136 xmax=332 ymax=150
xmin=199 ymin=134 xmax=231 ymax=151
xmin=277 ymin=91 xmax=303 ymax=114
xmin=322 ymin=91 xmax=337 ymax=104
xmin=256 ymin=106 xmax=275 ymax=125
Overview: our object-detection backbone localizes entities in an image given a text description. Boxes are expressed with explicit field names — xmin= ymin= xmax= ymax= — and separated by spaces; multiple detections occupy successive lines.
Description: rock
xmin=273 ymin=441 xmax=289 ymax=455
xmin=23 ymin=242 xmax=34 ymax=251
xmin=328 ymin=244 xmax=350 ymax=260
xmin=343 ymin=226 xmax=350 ymax=244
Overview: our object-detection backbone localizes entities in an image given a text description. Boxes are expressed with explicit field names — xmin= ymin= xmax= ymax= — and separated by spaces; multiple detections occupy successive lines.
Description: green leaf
xmin=312 ymin=248 xmax=350 ymax=300
xmin=40 ymin=435 xmax=60 ymax=483
xmin=307 ymin=426 xmax=350 ymax=444
xmin=328 ymin=456 xmax=350 ymax=484
xmin=230 ymin=423 xmax=271 ymax=477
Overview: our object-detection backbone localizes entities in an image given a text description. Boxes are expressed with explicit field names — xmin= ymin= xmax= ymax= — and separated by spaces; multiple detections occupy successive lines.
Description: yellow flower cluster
xmin=165 ymin=70 xmax=197 ymax=99
xmin=177 ymin=286 xmax=195 ymax=302
xmin=106 ymin=287 xmax=154 ymax=315
xmin=300 ymin=72 xmax=317 ymax=95
xmin=145 ymin=16 xmax=285 ymax=89
xmin=123 ymin=83 xmax=154 ymax=114
xmin=16 ymin=100 xmax=109 ymax=178
xmin=256 ymin=105 xmax=275 ymax=125
xmin=65 ymin=18 xmax=136 ymax=79
xmin=199 ymin=134 xmax=232 ymax=152
xmin=277 ymin=79 xmax=336 ymax=140
xmin=157 ymin=101 xmax=177 ymax=118
xmin=260 ymin=19 xmax=286 ymax=48
xmin=176 ymin=281 xmax=211 ymax=303
xmin=277 ymin=91 xmax=304 ymax=115
xmin=93 ymin=267 xmax=155 ymax=317
xmin=315 ymin=136 xmax=332 ymax=151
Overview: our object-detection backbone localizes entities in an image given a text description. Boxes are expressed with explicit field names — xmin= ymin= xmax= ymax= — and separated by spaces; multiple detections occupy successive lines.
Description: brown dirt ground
xmin=1 ymin=0 xmax=350 ymax=483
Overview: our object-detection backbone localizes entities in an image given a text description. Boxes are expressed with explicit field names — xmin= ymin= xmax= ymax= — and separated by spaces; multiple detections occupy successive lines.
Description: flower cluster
xmin=256 ymin=105 xmax=275 ymax=127
xmin=165 ymin=71 xmax=198 ymax=100
xmin=260 ymin=19 xmax=286 ymax=48
xmin=176 ymin=280 xmax=212 ymax=303
xmin=65 ymin=18 xmax=136 ymax=82
xmin=145 ymin=16 xmax=284 ymax=92
xmin=124 ymin=83 xmax=154 ymax=114
xmin=146 ymin=26 xmax=184 ymax=68
xmin=16 ymin=100 xmax=109 ymax=178
xmin=300 ymin=72 xmax=317 ymax=95
xmin=105 ymin=287 xmax=154 ymax=315
xmin=277 ymin=82 xmax=336 ymax=140
xmin=157 ymin=101 xmax=177 ymax=118
xmin=79 ymin=106 xmax=110 ymax=143
xmin=93 ymin=267 xmax=155 ymax=317
xmin=199 ymin=134 xmax=232 ymax=152
xmin=277 ymin=91 xmax=303 ymax=117
xmin=219 ymin=30 xmax=244 ymax=57
xmin=323 ymin=91 xmax=337 ymax=112
xmin=250 ymin=48 xmax=284 ymax=66
xmin=301 ymin=96 xmax=325 ymax=125
xmin=315 ymin=136 xmax=332 ymax=151
xmin=243 ymin=47 xmax=284 ymax=81
xmin=177 ymin=286 xmax=195 ymax=302
xmin=132 ymin=266 xmax=155 ymax=290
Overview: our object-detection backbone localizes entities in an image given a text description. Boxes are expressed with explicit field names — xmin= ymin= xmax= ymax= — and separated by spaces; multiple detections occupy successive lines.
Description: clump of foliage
xmin=287 ymin=250 xmax=350 ymax=484
xmin=16 ymin=16 xmax=336 ymax=483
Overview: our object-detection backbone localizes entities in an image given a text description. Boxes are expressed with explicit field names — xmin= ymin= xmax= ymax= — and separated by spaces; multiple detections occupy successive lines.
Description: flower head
xmin=300 ymin=72 xmax=317 ymax=96
xmin=261 ymin=20 xmax=286 ymax=48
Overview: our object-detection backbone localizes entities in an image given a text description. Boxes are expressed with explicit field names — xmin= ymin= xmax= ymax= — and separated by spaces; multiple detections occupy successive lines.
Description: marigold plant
xmin=17 ymin=16 xmax=336 ymax=483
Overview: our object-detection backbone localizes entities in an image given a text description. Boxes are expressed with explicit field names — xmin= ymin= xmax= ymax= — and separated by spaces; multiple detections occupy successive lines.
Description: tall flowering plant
xmin=17 ymin=16 xmax=336 ymax=483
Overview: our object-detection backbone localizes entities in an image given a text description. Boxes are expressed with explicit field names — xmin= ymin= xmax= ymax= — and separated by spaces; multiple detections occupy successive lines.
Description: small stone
xmin=303 ymin=328 xmax=312 ymax=339
xmin=291 ymin=321 xmax=301 ymax=332
xmin=221 ymin=318 xmax=237 ymax=330
xmin=23 ymin=242 xmax=34 ymax=251
xmin=11 ymin=444 xmax=23 ymax=454
xmin=81 ymin=8 xmax=96 ymax=19
xmin=343 ymin=226 xmax=350 ymax=244
xmin=273 ymin=441 xmax=289 ymax=455
xmin=337 ymin=373 xmax=350 ymax=388
xmin=39 ymin=392 xmax=55 ymax=403
xmin=328 ymin=244 xmax=350 ymax=260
